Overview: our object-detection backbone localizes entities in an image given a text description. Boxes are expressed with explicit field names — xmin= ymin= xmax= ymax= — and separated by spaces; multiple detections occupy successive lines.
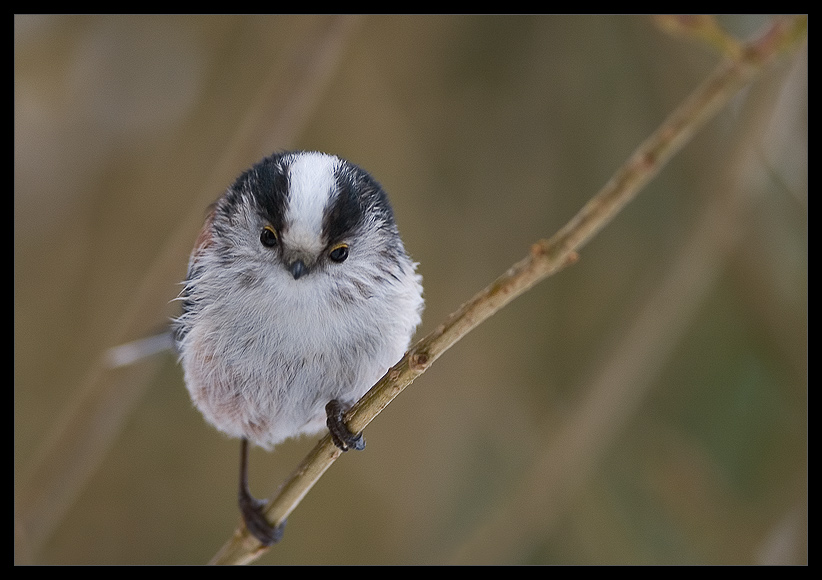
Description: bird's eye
xmin=328 ymin=243 xmax=349 ymax=263
xmin=260 ymin=226 xmax=279 ymax=248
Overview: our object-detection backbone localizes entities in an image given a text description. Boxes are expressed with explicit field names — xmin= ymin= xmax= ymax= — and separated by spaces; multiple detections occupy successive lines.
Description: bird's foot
xmin=238 ymin=486 xmax=286 ymax=546
xmin=326 ymin=399 xmax=366 ymax=452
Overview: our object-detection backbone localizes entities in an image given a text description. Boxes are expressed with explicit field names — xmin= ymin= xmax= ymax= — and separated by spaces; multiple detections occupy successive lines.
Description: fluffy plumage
xmin=174 ymin=151 xmax=423 ymax=449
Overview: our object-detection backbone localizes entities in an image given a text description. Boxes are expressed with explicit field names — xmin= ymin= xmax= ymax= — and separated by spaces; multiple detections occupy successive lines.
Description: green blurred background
xmin=14 ymin=15 xmax=807 ymax=565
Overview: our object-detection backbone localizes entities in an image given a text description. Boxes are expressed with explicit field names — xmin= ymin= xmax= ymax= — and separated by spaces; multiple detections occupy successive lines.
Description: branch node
xmin=530 ymin=241 xmax=548 ymax=258
xmin=409 ymin=350 xmax=431 ymax=371
xmin=564 ymin=251 xmax=580 ymax=267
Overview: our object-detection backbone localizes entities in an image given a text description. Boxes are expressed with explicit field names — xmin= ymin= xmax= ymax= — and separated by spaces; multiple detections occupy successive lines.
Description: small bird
xmin=173 ymin=151 xmax=424 ymax=545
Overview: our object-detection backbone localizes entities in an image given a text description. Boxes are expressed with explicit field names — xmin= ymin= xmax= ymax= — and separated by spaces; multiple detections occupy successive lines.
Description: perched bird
xmin=173 ymin=151 xmax=424 ymax=544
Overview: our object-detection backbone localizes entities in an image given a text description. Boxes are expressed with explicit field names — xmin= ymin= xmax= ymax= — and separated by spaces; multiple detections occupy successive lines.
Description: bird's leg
xmin=326 ymin=399 xmax=366 ymax=452
xmin=238 ymin=437 xmax=285 ymax=546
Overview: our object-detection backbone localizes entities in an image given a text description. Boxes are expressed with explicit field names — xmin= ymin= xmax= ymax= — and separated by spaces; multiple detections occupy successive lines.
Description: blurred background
xmin=14 ymin=15 xmax=806 ymax=565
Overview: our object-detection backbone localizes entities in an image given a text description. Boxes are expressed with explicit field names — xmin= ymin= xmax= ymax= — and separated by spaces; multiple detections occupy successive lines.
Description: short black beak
xmin=289 ymin=259 xmax=307 ymax=280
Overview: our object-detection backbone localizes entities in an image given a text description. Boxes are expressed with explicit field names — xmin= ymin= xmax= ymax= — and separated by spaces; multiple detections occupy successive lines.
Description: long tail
xmin=104 ymin=331 xmax=176 ymax=368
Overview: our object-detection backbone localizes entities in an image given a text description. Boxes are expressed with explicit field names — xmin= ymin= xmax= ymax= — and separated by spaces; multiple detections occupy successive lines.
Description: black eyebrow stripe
xmin=323 ymin=164 xmax=366 ymax=245
xmin=249 ymin=154 xmax=292 ymax=233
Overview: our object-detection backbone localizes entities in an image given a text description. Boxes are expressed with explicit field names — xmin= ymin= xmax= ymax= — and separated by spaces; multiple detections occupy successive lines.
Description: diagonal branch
xmin=210 ymin=16 xmax=807 ymax=565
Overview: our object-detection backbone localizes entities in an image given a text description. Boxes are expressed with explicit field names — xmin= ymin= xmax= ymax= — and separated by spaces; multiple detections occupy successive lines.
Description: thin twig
xmin=210 ymin=16 xmax=807 ymax=566
xmin=449 ymin=59 xmax=790 ymax=562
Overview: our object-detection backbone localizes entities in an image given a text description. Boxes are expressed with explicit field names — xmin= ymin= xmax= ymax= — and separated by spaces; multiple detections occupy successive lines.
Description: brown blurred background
xmin=14 ymin=15 xmax=807 ymax=565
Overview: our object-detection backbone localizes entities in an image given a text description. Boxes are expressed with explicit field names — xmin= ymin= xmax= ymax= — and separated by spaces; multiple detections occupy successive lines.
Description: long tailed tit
xmin=173 ymin=151 xmax=423 ymax=545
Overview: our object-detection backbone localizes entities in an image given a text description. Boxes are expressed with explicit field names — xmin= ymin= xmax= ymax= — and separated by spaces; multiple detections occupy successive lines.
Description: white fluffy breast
xmin=180 ymin=265 xmax=418 ymax=449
